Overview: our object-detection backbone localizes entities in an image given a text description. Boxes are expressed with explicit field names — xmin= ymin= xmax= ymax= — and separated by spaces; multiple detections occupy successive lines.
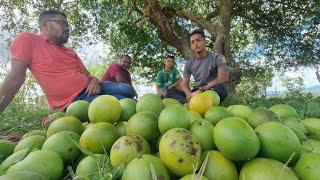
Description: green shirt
xmin=156 ymin=68 xmax=181 ymax=89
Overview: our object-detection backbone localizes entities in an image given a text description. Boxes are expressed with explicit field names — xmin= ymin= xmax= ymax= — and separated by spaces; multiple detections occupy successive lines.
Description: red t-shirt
xmin=102 ymin=63 xmax=132 ymax=84
xmin=11 ymin=32 xmax=90 ymax=111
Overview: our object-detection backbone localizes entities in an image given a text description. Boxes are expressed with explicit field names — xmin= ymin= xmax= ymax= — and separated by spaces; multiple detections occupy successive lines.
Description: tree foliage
xmin=0 ymin=0 xmax=319 ymax=90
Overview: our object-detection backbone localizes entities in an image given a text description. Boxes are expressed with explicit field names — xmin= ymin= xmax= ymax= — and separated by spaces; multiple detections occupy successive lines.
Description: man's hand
xmin=85 ymin=77 xmax=101 ymax=96
xmin=186 ymin=92 xmax=193 ymax=102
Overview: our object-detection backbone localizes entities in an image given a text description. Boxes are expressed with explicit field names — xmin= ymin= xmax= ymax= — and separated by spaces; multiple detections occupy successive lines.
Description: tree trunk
xmin=316 ymin=67 xmax=320 ymax=83
xmin=213 ymin=0 xmax=240 ymax=97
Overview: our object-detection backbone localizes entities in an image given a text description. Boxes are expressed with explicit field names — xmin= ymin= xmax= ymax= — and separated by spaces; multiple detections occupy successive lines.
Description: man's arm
xmin=181 ymin=79 xmax=193 ymax=101
xmin=81 ymin=68 xmax=101 ymax=96
xmin=203 ymin=67 xmax=228 ymax=90
xmin=156 ymin=86 xmax=164 ymax=98
xmin=0 ymin=59 xmax=27 ymax=113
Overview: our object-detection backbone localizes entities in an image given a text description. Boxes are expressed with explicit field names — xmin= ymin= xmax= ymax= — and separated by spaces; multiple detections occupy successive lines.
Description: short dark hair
xmin=120 ymin=55 xmax=132 ymax=60
xmin=190 ymin=30 xmax=205 ymax=38
xmin=39 ymin=10 xmax=67 ymax=26
xmin=165 ymin=55 xmax=175 ymax=60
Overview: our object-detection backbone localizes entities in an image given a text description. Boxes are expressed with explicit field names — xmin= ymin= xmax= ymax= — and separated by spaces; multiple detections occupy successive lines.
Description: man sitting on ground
xmin=182 ymin=30 xmax=229 ymax=102
xmin=101 ymin=55 xmax=138 ymax=99
xmin=155 ymin=56 xmax=187 ymax=104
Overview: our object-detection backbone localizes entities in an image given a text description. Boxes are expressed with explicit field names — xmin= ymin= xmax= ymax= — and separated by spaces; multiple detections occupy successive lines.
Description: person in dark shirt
xmin=100 ymin=55 xmax=138 ymax=99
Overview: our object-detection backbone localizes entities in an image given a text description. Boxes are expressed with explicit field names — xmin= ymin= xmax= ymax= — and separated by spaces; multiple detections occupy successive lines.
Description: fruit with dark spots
xmin=159 ymin=128 xmax=201 ymax=176
xmin=122 ymin=154 xmax=170 ymax=180
xmin=110 ymin=135 xmax=150 ymax=168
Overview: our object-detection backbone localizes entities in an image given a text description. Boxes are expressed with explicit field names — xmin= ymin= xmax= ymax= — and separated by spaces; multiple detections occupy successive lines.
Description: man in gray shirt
xmin=182 ymin=30 xmax=229 ymax=102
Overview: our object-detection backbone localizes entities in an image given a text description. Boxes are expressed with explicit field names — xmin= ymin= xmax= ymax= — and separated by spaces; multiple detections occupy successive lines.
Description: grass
xmin=0 ymin=101 xmax=50 ymax=139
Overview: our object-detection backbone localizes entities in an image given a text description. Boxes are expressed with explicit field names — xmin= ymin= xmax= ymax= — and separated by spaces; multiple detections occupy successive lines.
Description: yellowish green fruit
xmin=0 ymin=140 xmax=15 ymax=162
xmin=42 ymin=131 xmax=81 ymax=163
xmin=203 ymin=90 xmax=220 ymax=106
xmin=189 ymin=93 xmax=212 ymax=116
xmin=136 ymin=93 xmax=164 ymax=115
xmin=7 ymin=150 xmax=64 ymax=180
xmin=239 ymin=158 xmax=298 ymax=180
xmin=119 ymin=98 xmax=137 ymax=121
xmin=14 ymin=135 xmax=46 ymax=153
xmin=158 ymin=104 xmax=190 ymax=134
xmin=66 ymin=100 xmax=90 ymax=122
xmin=122 ymin=154 xmax=170 ymax=180
xmin=159 ymin=128 xmax=202 ymax=177
xmin=214 ymin=117 xmax=260 ymax=161
xmin=46 ymin=116 xmax=84 ymax=137
xmin=110 ymin=135 xmax=150 ymax=168
xmin=79 ymin=122 xmax=118 ymax=154
xmin=189 ymin=120 xmax=215 ymax=151
xmin=227 ymin=104 xmax=252 ymax=120
xmin=0 ymin=171 xmax=45 ymax=180
xmin=202 ymin=150 xmax=238 ymax=180
xmin=75 ymin=154 xmax=105 ymax=179
xmin=88 ymin=95 xmax=121 ymax=123
xmin=126 ymin=111 xmax=159 ymax=141
xmin=204 ymin=106 xmax=231 ymax=125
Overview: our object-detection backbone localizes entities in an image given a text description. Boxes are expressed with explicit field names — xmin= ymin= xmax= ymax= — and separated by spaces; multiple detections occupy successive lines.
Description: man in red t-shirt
xmin=101 ymin=55 xmax=138 ymax=99
xmin=0 ymin=10 xmax=134 ymax=114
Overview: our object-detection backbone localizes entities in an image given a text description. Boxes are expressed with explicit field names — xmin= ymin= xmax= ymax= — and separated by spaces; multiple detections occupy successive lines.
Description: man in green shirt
xmin=155 ymin=56 xmax=187 ymax=104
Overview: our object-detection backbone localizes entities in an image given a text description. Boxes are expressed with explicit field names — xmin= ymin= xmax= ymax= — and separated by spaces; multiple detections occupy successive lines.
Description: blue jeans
xmin=75 ymin=81 xmax=135 ymax=102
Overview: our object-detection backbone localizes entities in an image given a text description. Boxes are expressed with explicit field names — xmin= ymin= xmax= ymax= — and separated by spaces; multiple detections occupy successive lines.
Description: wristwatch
xmin=198 ymin=87 xmax=205 ymax=92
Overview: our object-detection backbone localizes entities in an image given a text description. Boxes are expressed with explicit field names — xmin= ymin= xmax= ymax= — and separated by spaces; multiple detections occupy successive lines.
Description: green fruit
xmin=0 ymin=171 xmax=45 ymax=180
xmin=202 ymin=150 xmax=238 ymax=180
xmin=269 ymin=104 xmax=298 ymax=118
xmin=239 ymin=158 xmax=298 ymax=180
xmin=158 ymin=104 xmax=189 ymax=134
xmin=46 ymin=116 xmax=84 ymax=137
xmin=159 ymin=128 xmax=202 ymax=177
xmin=22 ymin=130 xmax=46 ymax=139
xmin=88 ymin=95 xmax=121 ymax=123
xmin=227 ymin=104 xmax=252 ymax=120
xmin=75 ymin=154 xmax=105 ymax=179
xmin=136 ymin=93 xmax=164 ymax=115
xmin=66 ymin=100 xmax=90 ymax=122
xmin=0 ymin=140 xmax=16 ymax=162
xmin=122 ymin=155 xmax=170 ymax=180
xmin=42 ymin=131 xmax=81 ymax=163
xmin=214 ymin=117 xmax=260 ymax=161
xmin=204 ymin=106 xmax=231 ymax=125
xmin=110 ymin=135 xmax=150 ymax=168
xmin=126 ymin=111 xmax=159 ymax=141
xmin=119 ymin=98 xmax=137 ymax=121
xmin=189 ymin=120 xmax=215 ymax=151
xmin=246 ymin=108 xmax=279 ymax=128
xmin=14 ymin=135 xmax=46 ymax=153
xmin=7 ymin=150 xmax=64 ymax=180
xmin=79 ymin=122 xmax=118 ymax=154
xmin=255 ymin=122 xmax=301 ymax=165
xmin=294 ymin=152 xmax=320 ymax=180
xmin=162 ymin=98 xmax=181 ymax=107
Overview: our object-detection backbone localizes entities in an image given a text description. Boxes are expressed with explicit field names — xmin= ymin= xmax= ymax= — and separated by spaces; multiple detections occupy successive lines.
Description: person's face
xmin=119 ymin=57 xmax=132 ymax=70
xmin=190 ymin=33 xmax=206 ymax=53
xmin=164 ymin=58 xmax=175 ymax=69
xmin=42 ymin=14 xmax=70 ymax=45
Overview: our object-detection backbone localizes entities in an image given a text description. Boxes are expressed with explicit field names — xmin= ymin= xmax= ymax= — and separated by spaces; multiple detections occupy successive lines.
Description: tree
xmin=1 ymin=0 xmax=319 ymax=96
xmin=282 ymin=75 xmax=305 ymax=93
xmin=236 ymin=66 xmax=274 ymax=98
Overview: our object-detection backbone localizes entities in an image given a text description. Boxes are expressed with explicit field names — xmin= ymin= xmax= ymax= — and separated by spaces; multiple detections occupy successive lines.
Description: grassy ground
xmin=1 ymin=92 xmax=319 ymax=140
xmin=0 ymin=102 xmax=50 ymax=140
